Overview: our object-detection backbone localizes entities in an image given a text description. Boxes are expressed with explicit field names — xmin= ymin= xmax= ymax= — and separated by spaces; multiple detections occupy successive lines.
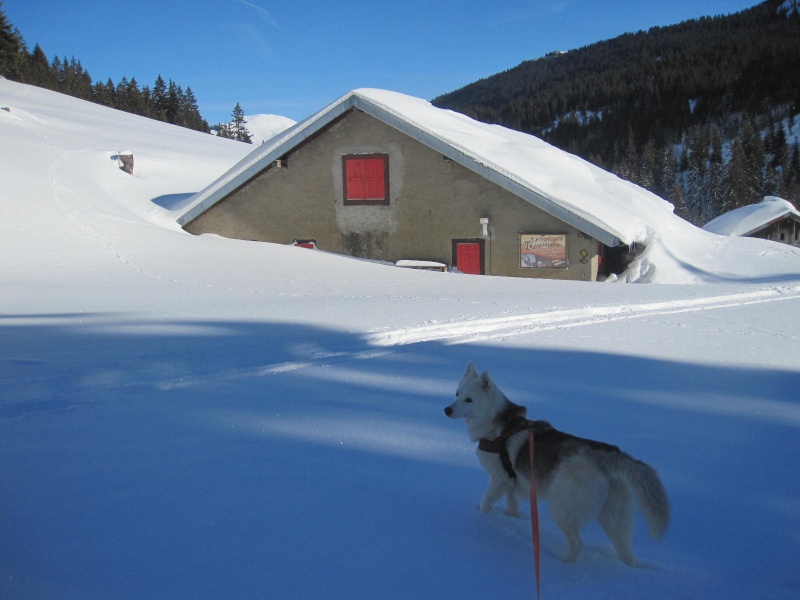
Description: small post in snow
xmin=117 ymin=150 xmax=134 ymax=175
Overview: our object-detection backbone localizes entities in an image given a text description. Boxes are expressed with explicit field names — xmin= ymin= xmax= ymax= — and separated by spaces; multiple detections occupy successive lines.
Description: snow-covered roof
xmin=703 ymin=196 xmax=800 ymax=237
xmin=176 ymin=89 xmax=677 ymax=247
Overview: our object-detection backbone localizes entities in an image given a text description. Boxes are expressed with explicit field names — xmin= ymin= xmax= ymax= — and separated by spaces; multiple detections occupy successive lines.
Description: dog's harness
xmin=478 ymin=415 xmax=535 ymax=480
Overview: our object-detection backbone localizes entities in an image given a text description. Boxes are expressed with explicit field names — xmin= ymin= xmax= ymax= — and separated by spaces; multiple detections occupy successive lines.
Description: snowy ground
xmin=2 ymin=79 xmax=799 ymax=599
xmin=244 ymin=113 xmax=296 ymax=145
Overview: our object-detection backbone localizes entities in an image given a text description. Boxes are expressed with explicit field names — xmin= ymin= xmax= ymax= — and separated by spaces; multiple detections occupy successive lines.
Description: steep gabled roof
xmin=703 ymin=196 xmax=800 ymax=237
xmin=176 ymin=89 xmax=677 ymax=247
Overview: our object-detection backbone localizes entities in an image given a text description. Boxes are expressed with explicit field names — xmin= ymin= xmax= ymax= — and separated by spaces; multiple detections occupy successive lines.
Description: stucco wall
xmin=186 ymin=109 xmax=600 ymax=280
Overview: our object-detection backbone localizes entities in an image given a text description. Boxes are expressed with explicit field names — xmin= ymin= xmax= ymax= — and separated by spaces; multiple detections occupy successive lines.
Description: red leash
xmin=529 ymin=429 xmax=541 ymax=600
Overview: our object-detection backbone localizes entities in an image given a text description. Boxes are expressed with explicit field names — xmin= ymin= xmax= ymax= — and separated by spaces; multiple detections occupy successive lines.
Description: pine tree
xmin=231 ymin=102 xmax=252 ymax=143
xmin=181 ymin=87 xmax=209 ymax=133
xmin=104 ymin=77 xmax=117 ymax=107
xmin=23 ymin=43 xmax=54 ymax=88
xmin=781 ymin=140 xmax=800 ymax=201
xmin=151 ymin=75 xmax=168 ymax=121
xmin=763 ymin=163 xmax=778 ymax=197
xmin=685 ymin=127 xmax=710 ymax=223
xmin=0 ymin=1 xmax=24 ymax=77
xmin=658 ymin=145 xmax=676 ymax=198
xmin=671 ymin=183 xmax=689 ymax=221
xmin=140 ymin=85 xmax=152 ymax=118
xmin=115 ymin=76 xmax=131 ymax=112
xmin=165 ymin=79 xmax=182 ymax=125
xmin=49 ymin=55 xmax=61 ymax=87
xmin=704 ymin=127 xmax=727 ymax=221
xmin=637 ymin=139 xmax=659 ymax=193
xmin=67 ymin=57 xmax=92 ymax=99
xmin=740 ymin=121 xmax=765 ymax=204
xmin=781 ymin=140 xmax=800 ymax=195
xmin=705 ymin=159 xmax=728 ymax=223
xmin=215 ymin=122 xmax=233 ymax=139
xmin=686 ymin=160 xmax=706 ymax=224
xmin=770 ymin=122 xmax=787 ymax=170
xmin=725 ymin=137 xmax=751 ymax=209
xmin=126 ymin=77 xmax=147 ymax=116
xmin=92 ymin=78 xmax=113 ymax=107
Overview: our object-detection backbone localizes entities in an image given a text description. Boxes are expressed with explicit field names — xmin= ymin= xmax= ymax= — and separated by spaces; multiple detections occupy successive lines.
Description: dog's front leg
xmin=479 ymin=477 xmax=508 ymax=512
xmin=504 ymin=490 xmax=521 ymax=518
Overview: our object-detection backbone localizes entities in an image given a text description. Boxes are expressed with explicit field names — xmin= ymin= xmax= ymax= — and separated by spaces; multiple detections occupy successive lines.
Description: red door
xmin=453 ymin=241 xmax=484 ymax=275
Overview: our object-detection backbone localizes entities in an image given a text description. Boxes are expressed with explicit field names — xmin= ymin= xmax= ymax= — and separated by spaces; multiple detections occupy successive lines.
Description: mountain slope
xmin=433 ymin=0 xmax=800 ymax=223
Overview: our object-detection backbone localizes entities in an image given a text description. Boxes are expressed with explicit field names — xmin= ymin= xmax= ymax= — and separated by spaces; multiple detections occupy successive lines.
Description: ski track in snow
xmin=367 ymin=286 xmax=800 ymax=346
xmin=154 ymin=286 xmax=800 ymax=391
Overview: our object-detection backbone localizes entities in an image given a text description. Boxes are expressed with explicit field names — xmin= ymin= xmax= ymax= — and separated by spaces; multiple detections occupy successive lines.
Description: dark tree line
xmin=8 ymin=47 xmax=210 ymax=133
xmin=434 ymin=0 xmax=800 ymax=225
xmin=1 ymin=2 xmax=208 ymax=133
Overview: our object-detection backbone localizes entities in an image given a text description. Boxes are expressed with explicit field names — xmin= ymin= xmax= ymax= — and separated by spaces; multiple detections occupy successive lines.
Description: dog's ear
xmin=465 ymin=361 xmax=478 ymax=377
xmin=479 ymin=370 xmax=492 ymax=391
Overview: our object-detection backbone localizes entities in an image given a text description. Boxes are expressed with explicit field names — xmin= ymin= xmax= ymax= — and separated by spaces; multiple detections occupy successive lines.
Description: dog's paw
xmin=478 ymin=503 xmax=492 ymax=513
xmin=505 ymin=508 xmax=524 ymax=518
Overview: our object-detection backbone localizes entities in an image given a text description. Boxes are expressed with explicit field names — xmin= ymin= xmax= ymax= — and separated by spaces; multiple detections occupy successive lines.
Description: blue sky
xmin=5 ymin=0 xmax=761 ymax=124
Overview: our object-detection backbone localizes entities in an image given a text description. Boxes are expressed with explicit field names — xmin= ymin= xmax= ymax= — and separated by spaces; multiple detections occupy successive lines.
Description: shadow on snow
xmin=1 ymin=315 xmax=798 ymax=599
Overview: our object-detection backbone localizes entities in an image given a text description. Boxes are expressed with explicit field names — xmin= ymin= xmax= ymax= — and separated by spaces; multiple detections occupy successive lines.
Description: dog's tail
xmin=615 ymin=454 xmax=670 ymax=539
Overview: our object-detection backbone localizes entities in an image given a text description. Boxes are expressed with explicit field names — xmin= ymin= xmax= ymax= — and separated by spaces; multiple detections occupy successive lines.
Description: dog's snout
xmin=444 ymin=406 xmax=453 ymax=416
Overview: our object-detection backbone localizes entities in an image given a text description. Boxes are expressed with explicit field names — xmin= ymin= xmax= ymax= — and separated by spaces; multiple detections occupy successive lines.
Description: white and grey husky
xmin=444 ymin=362 xmax=670 ymax=566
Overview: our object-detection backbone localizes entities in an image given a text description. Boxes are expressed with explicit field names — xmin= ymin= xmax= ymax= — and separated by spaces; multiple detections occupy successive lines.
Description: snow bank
xmin=245 ymin=113 xmax=296 ymax=145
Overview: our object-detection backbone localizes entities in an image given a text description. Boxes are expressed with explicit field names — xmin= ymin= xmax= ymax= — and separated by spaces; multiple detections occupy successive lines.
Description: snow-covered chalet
xmin=177 ymin=89 xmax=676 ymax=280
xmin=703 ymin=196 xmax=800 ymax=247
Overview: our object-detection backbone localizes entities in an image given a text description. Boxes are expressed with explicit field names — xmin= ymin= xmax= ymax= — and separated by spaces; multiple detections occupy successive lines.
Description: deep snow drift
xmin=244 ymin=113 xmax=297 ymax=145
xmin=1 ymin=78 xmax=799 ymax=599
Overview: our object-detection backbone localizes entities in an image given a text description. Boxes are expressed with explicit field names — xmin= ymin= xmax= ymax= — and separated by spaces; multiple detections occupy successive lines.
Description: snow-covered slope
xmin=245 ymin=113 xmax=296 ymax=145
xmin=1 ymin=78 xmax=799 ymax=600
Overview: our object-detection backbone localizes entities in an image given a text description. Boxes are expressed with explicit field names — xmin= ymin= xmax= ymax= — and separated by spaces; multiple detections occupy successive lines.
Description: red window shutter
xmin=346 ymin=158 xmax=367 ymax=200
xmin=364 ymin=158 xmax=386 ymax=200
xmin=457 ymin=243 xmax=482 ymax=275
xmin=344 ymin=156 xmax=387 ymax=203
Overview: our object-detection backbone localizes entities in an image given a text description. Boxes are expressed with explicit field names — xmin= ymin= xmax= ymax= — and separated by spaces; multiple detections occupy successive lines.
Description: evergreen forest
xmin=434 ymin=0 xmax=800 ymax=225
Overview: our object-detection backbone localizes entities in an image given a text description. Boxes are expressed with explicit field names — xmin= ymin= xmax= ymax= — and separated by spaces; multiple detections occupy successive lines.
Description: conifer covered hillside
xmin=433 ymin=0 xmax=800 ymax=226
